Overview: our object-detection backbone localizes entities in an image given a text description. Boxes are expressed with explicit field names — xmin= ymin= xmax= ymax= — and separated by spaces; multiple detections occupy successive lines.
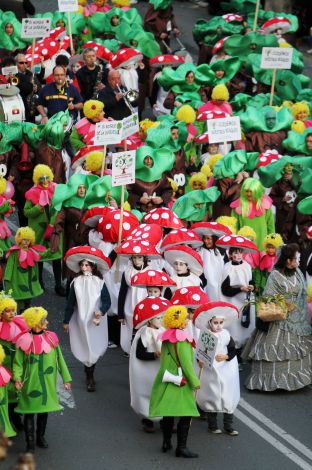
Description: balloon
xmin=3 ymin=180 xmax=15 ymax=199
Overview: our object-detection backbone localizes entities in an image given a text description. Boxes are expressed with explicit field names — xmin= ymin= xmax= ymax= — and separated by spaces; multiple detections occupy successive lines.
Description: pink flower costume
xmin=0 ymin=194 xmax=15 ymax=254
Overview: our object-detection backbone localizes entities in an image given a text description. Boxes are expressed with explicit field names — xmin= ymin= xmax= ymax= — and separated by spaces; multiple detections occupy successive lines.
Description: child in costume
xmin=193 ymin=301 xmax=240 ymax=436
xmin=254 ymin=233 xmax=283 ymax=295
xmin=163 ymin=245 xmax=204 ymax=294
xmin=130 ymin=296 xmax=171 ymax=433
xmin=13 ymin=307 xmax=72 ymax=452
xmin=0 ymin=344 xmax=16 ymax=438
xmin=70 ymin=100 xmax=106 ymax=154
xmin=4 ymin=227 xmax=46 ymax=309
xmin=0 ymin=174 xmax=15 ymax=257
xmin=237 ymin=226 xmax=260 ymax=270
xmin=63 ymin=246 xmax=111 ymax=393
xmin=291 ymin=102 xmax=312 ymax=129
xmin=149 ymin=306 xmax=200 ymax=458
xmin=24 ymin=165 xmax=65 ymax=297
xmin=0 ymin=294 xmax=27 ymax=433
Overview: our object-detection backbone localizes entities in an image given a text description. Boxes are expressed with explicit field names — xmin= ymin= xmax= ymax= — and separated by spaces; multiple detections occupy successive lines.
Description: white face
xmin=72 ymin=63 xmax=82 ymax=73
xmin=173 ymin=260 xmax=188 ymax=274
xmin=209 ymin=317 xmax=224 ymax=332
xmin=80 ymin=260 xmax=93 ymax=274
xmin=149 ymin=316 xmax=163 ymax=329
xmin=147 ymin=287 xmax=161 ymax=297
xmin=132 ymin=255 xmax=144 ymax=268
xmin=231 ymin=249 xmax=243 ymax=263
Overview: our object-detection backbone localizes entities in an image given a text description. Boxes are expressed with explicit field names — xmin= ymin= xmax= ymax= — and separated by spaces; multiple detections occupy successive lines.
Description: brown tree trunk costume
xmin=34 ymin=140 xmax=66 ymax=184
xmin=212 ymin=177 xmax=242 ymax=219
xmin=127 ymin=176 xmax=173 ymax=213
xmin=245 ymin=130 xmax=287 ymax=154
xmin=144 ymin=5 xmax=177 ymax=54
xmin=270 ymin=178 xmax=298 ymax=242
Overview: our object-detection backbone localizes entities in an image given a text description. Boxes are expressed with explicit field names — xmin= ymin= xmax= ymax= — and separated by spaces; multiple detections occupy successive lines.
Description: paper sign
xmin=207 ymin=116 xmax=241 ymax=144
xmin=195 ymin=328 xmax=218 ymax=369
xmin=58 ymin=0 xmax=79 ymax=12
xmin=2 ymin=66 xmax=18 ymax=76
xmin=94 ymin=121 xmax=122 ymax=145
xmin=112 ymin=150 xmax=136 ymax=186
xmin=261 ymin=47 xmax=293 ymax=70
xmin=21 ymin=18 xmax=51 ymax=38
xmin=122 ymin=113 xmax=139 ymax=139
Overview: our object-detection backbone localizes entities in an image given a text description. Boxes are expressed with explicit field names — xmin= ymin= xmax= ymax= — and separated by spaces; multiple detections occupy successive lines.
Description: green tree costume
xmin=231 ymin=208 xmax=275 ymax=250
xmin=0 ymin=379 xmax=16 ymax=438
xmin=13 ymin=333 xmax=71 ymax=414
xmin=149 ymin=340 xmax=200 ymax=417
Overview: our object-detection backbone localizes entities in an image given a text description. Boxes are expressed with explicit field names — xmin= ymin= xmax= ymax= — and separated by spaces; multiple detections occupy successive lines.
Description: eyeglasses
xmin=18 ymin=62 xmax=27 ymax=64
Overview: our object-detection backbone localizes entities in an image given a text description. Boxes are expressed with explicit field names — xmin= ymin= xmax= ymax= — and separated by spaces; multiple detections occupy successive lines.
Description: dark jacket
xmin=98 ymin=85 xmax=131 ymax=120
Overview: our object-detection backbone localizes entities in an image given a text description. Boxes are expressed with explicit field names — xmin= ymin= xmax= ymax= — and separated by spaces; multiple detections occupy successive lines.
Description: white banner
xmin=122 ymin=113 xmax=139 ymax=139
xmin=21 ymin=18 xmax=51 ymax=38
xmin=112 ymin=150 xmax=136 ymax=187
xmin=1 ymin=66 xmax=18 ymax=76
xmin=207 ymin=116 xmax=241 ymax=143
xmin=261 ymin=47 xmax=293 ymax=70
xmin=195 ymin=328 xmax=218 ymax=369
xmin=58 ymin=0 xmax=79 ymax=12
xmin=94 ymin=121 xmax=123 ymax=145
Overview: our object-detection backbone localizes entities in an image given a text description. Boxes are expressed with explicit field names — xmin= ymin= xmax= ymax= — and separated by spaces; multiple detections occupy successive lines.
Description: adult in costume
xmin=0 ymin=345 xmax=16 ymax=438
xmin=143 ymin=0 xmax=180 ymax=54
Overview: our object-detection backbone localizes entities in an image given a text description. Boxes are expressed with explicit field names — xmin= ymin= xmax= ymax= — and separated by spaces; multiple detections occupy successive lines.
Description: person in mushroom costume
xmin=63 ymin=246 xmax=111 ymax=392
xmin=24 ymin=164 xmax=66 ymax=297
xmin=193 ymin=301 xmax=240 ymax=436
xmin=217 ymin=234 xmax=258 ymax=351
xmin=149 ymin=305 xmax=200 ymax=458
xmin=130 ymin=296 xmax=171 ymax=433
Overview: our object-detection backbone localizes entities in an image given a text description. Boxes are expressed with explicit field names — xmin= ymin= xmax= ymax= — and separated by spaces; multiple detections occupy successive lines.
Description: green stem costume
xmin=0 ymin=379 xmax=16 ymax=438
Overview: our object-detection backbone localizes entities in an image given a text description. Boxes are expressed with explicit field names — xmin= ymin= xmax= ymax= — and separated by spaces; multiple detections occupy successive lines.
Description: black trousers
xmin=207 ymin=412 xmax=234 ymax=430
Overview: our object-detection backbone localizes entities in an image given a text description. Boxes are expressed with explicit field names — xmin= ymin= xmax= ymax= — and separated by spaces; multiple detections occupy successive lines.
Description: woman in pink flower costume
xmin=230 ymin=178 xmax=275 ymax=250
xmin=13 ymin=307 xmax=72 ymax=453
xmin=0 ymin=344 xmax=16 ymax=438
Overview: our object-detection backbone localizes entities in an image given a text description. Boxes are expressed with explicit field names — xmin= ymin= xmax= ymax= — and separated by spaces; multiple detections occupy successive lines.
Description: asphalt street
xmin=4 ymin=1 xmax=312 ymax=469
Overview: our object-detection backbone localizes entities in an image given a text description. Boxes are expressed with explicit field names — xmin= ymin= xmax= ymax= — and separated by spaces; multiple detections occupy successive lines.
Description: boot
xmin=36 ymin=413 xmax=48 ymax=448
xmin=84 ymin=365 xmax=96 ymax=392
xmin=24 ymin=414 xmax=35 ymax=453
xmin=162 ymin=417 xmax=173 ymax=453
xmin=175 ymin=420 xmax=198 ymax=458
xmin=8 ymin=403 xmax=24 ymax=431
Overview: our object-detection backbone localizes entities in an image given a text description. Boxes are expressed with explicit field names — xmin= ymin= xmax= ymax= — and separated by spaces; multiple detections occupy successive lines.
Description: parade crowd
xmin=0 ymin=0 xmax=312 ymax=464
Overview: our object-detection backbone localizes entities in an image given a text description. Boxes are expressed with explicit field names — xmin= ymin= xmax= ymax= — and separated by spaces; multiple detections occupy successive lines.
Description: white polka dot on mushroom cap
xmin=223 ymin=236 xmax=231 ymax=242
xmin=42 ymin=49 xmax=48 ymax=55
xmin=142 ymin=233 xmax=149 ymax=239
xmin=207 ymin=113 xmax=214 ymax=119
xmin=189 ymin=233 xmax=195 ymax=237
xmin=144 ymin=226 xmax=151 ymax=231
xmin=135 ymin=314 xmax=138 ymax=320
xmin=99 ymin=217 xmax=103 ymax=223
xmin=122 ymin=242 xmax=129 ymax=248
xmin=171 ymin=230 xmax=177 ymax=234
xmin=120 ymin=50 xmax=126 ymax=55
xmin=158 ymin=56 xmax=164 ymax=62
xmin=123 ymin=222 xmax=130 ymax=230
xmin=139 ymin=304 xmax=144 ymax=310
xmin=90 ymin=248 xmax=96 ymax=252
xmin=135 ymin=231 xmax=142 ymax=237
xmin=106 ymin=224 xmax=111 ymax=229
xmin=161 ymin=276 xmax=168 ymax=281
xmin=162 ymin=301 xmax=168 ymax=306
xmin=173 ymin=55 xmax=179 ymax=60
xmin=152 ymin=304 xmax=159 ymax=310
xmin=114 ymin=214 xmax=121 ymax=220
xmin=192 ymin=294 xmax=200 ymax=301
xmin=134 ymin=275 xmax=138 ymax=281
xmin=173 ymin=217 xmax=179 ymax=224
xmin=133 ymin=246 xmax=141 ymax=253
xmin=210 ymin=222 xmax=217 ymax=225
xmin=152 ymin=213 xmax=160 ymax=220
xmin=161 ymin=213 xmax=170 ymax=219
xmin=180 ymin=288 xmax=188 ymax=294
xmin=145 ymin=214 xmax=151 ymax=220
xmin=124 ymin=212 xmax=130 ymax=218
xmin=173 ymin=300 xmax=179 ymax=304
xmin=236 ymin=237 xmax=245 ymax=242
xmin=141 ymin=241 xmax=149 ymax=246
xmin=260 ymin=156 xmax=267 ymax=162
xmin=148 ymin=270 xmax=156 ymax=276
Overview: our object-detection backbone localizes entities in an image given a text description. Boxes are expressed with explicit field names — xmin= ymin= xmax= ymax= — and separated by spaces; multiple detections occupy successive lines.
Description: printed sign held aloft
xmin=207 ymin=116 xmax=241 ymax=144
xmin=58 ymin=0 xmax=79 ymax=12
xmin=261 ymin=47 xmax=293 ymax=70
xmin=1 ymin=66 xmax=18 ymax=76
xmin=122 ymin=113 xmax=139 ymax=139
xmin=112 ymin=150 xmax=136 ymax=187
xmin=21 ymin=18 xmax=51 ymax=38
xmin=195 ymin=328 xmax=218 ymax=369
xmin=94 ymin=120 xmax=123 ymax=145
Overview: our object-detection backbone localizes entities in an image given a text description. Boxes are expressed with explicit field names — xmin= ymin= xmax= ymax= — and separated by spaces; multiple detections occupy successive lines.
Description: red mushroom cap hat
xmin=49 ymin=27 xmax=67 ymax=41
xmin=256 ymin=149 xmax=282 ymax=168
xmin=171 ymin=286 xmax=209 ymax=308
xmin=26 ymin=38 xmax=59 ymax=60
xmin=163 ymin=245 xmax=204 ymax=276
xmin=110 ymin=48 xmax=143 ymax=69
xmin=126 ymin=223 xmax=163 ymax=245
xmin=197 ymin=109 xmax=230 ymax=121
xmin=98 ymin=209 xmax=139 ymax=243
xmin=71 ymin=145 xmax=104 ymax=170
xmin=83 ymin=41 xmax=113 ymax=62
xmin=216 ymin=234 xmax=259 ymax=253
xmin=160 ymin=228 xmax=202 ymax=251
xmin=306 ymin=226 xmax=312 ymax=238
xmin=142 ymin=208 xmax=183 ymax=229
xmin=212 ymin=37 xmax=229 ymax=55
xmin=131 ymin=269 xmax=176 ymax=287
xmin=191 ymin=221 xmax=232 ymax=238
xmin=193 ymin=301 xmax=239 ymax=330
xmin=64 ymin=245 xmax=111 ymax=274
xmin=262 ymin=17 xmax=292 ymax=34
xmin=82 ymin=206 xmax=112 ymax=228
xmin=194 ymin=132 xmax=210 ymax=144
xmin=150 ymin=54 xmax=184 ymax=68
xmin=116 ymin=239 xmax=162 ymax=258
xmin=222 ymin=14 xmax=243 ymax=23
xmin=133 ymin=296 xmax=172 ymax=329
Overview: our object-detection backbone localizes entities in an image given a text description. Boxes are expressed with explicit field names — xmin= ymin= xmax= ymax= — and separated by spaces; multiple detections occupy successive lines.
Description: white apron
xmin=69 ymin=275 xmax=108 ymax=367
xmin=220 ymin=261 xmax=255 ymax=348
xmin=170 ymin=272 xmax=201 ymax=293
xmin=129 ymin=326 xmax=163 ymax=420
xmin=196 ymin=329 xmax=240 ymax=413
xmin=199 ymin=247 xmax=224 ymax=301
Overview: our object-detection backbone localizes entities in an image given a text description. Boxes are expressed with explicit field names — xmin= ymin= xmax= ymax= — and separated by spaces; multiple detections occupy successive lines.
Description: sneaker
xmin=208 ymin=428 xmax=222 ymax=434
xmin=224 ymin=429 xmax=239 ymax=436
xmin=108 ymin=341 xmax=118 ymax=349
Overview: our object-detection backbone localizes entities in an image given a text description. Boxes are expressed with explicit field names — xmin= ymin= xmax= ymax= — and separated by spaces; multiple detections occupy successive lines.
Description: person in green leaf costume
xmin=13 ymin=307 xmax=72 ymax=453
xmin=172 ymin=187 xmax=220 ymax=225
xmin=0 ymin=344 xmax=16 ymax=438
xmin=149 ymin=306 xmax=200 ymax=458
xmin=24 ymin=165 xmax=65 ymax=297
xmin=4 ymin=227 xmax=47 ymax=309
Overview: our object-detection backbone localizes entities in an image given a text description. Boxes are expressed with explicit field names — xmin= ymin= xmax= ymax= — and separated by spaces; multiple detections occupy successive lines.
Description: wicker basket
xmin=256 ymin=302 xmax=288 ymax=322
